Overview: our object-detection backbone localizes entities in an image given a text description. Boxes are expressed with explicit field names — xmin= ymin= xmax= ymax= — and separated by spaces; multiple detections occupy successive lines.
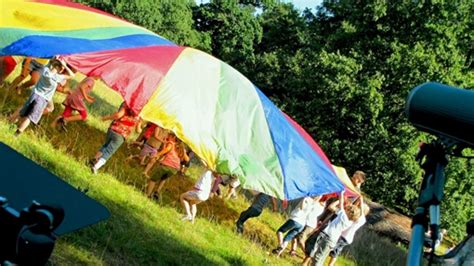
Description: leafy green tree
xmin=294 ymin=0 xmax=472 ymax=238
xmin=192 ymin=0 xmax=262 ymax=72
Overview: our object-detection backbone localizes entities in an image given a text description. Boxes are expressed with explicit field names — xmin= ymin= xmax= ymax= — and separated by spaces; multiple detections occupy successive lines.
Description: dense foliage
xmin=76 ymin=0 xmax=473 ymax=241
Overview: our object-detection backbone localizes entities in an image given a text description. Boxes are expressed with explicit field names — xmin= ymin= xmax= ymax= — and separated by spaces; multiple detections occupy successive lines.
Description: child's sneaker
xmin=181 ymin=215 xmax=192 ymax=222
xmin=58 ymin=118 xmax=67 ymax=132
xmin=271 ymin=247 xmax=283 ymax=255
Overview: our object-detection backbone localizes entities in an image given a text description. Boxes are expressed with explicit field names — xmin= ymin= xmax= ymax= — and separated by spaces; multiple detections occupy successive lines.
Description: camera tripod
xmin=407 ymin=137 xmax=470 ymax=265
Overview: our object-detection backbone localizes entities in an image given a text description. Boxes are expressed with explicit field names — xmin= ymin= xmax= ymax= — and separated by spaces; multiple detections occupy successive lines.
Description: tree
xmin=192 ymin=0 xmax=262 ymax=73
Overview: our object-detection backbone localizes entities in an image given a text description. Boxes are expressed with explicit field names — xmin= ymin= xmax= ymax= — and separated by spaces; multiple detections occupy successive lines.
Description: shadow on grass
xmin=50 ymin=196 xmax=225 ymax=265
xmin=88 ymin=90 xmax=120 ymax=117
xmin=344 ymin=227 xmax=407 ymax=266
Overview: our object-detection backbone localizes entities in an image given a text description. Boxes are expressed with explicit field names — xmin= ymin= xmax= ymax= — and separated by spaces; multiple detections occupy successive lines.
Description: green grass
xmin=0 ymin=70 xmax=408 ymax=265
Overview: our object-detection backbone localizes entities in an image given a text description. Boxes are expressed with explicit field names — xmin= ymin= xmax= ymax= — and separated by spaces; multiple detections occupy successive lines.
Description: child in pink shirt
xmin=51 ymin=76 xmax=96 ymax=131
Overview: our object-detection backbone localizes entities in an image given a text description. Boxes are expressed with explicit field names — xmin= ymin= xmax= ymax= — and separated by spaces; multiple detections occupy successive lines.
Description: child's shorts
xmin=278 ymin=219 xmax=304 ymax=242
xmin=151 ymin=165 xmax=178 ymax=182
xmin=140 ymin=143 xmax=158 ymax=158
xmin=62 ymin=105 xmax=87 ymax=120
xmin=19 ymin=93 xmax=48 ymax=124
xmin=183 ymin=189 xmax=209 ymax=202
xmin=296 ymin=225 xmax=315 ymax=244
xmin=329 ymin=237 xmax=349 ymax=258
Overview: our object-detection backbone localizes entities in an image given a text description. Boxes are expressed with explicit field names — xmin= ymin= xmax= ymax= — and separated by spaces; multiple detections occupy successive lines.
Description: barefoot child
xmin=11 ymin=58 xmax=74 ymax=136
xmin=51 ymin=76 xmax=97 ymax=130
xmin=180 ymin=168 xmax=216 ymax=223
xmin=91 ymin=102 xmax=141 ymax=174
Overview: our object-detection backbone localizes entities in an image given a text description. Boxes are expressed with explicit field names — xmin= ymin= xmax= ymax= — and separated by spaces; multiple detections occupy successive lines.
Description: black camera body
xmin=0 ymin=197 xmax=64 ymax=265
xmin=406 ymin=82 xmax=474 ymax=147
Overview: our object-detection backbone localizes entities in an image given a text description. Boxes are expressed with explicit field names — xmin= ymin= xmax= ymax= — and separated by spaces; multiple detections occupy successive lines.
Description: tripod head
xmin=0 ymin=196 xmax=64 ymax=265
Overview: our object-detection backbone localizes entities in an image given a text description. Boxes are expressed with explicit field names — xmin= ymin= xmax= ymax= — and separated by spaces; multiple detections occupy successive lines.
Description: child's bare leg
xmin=277 ymin=231 xmax=284 ymax=246
xmin=143 ymin=157 xmax=158 ymax=177
xmin=299 ymin=237 xmax=306 ymax=253
xmin=126 ymin=154 xmax=139 ymax=162
xmin=302 ymin=256 xmax=312 ymax=266
xmin=191 ymin=203 xmax=198 ymax=223
xmin=277 ymin=241 xmax=289 ymax=256
xmin=328 ymin=256 xmax=337 ymax=266
xmin=50 ymin=116 xmax=62 ymax=128
xmin=17 ymin=117 xmax=31 ymax=133
xmin=180 ymin=194 xmax=192 ymax=219
xmin=146 ymin=180 xmax=156 ymax=197
xmin=155 ymin=179 xmax=166 ymax=194
xmin=9 ymin=107 xmax=22 ymax=123
xmin=140 ymin=155 xmax=148 ymax=165
xmin=63 ymin=114 xmax=84 ymax=123
xmin=290 ymin=239 xmax=298 ymax=253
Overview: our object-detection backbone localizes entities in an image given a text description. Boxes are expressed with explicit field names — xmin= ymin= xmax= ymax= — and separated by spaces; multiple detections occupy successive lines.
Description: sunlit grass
xmin=0 ymin=69 xmax=409 ymax=265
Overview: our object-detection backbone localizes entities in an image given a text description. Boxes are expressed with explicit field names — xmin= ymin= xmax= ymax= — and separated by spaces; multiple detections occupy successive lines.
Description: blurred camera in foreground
xmin=406 ymin=82 xmax=474 ymax=147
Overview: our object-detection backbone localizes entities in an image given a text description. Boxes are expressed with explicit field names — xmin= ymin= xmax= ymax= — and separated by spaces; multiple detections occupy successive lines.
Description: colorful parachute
xmin=1 ymin=0 xmax=359 ymax=199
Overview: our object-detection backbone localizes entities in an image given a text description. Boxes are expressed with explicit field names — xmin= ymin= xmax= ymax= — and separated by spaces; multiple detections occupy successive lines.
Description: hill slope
xmin=0 ymin=73 xmax=406 ymax=265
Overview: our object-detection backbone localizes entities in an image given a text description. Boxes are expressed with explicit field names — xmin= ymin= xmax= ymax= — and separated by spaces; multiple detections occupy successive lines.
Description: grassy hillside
xmin=0 ymin=71 xmax=407 ymax=265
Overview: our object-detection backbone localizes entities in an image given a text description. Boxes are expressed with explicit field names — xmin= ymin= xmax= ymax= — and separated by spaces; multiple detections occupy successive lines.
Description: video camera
xmin=0 ymin=197 xmax=64 ymax=265
xmin=406 ymin=82 xmax=474 ymax=148
xmin=0 ymin=142 xmax=110 ymax=265
xmin=405 ymin=82 xmax=474 ymax=266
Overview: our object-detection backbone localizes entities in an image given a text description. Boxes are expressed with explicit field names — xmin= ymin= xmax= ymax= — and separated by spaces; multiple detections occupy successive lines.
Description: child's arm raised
xmin=339 ymin=190 xmax=345 ymax=210
xmin=59 ymin=59 xmax=75 ymax=79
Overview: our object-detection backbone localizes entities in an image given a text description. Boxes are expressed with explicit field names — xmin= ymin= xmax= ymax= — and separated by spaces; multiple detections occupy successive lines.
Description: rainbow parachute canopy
xmin=0 ymin=0 xmax=359 ymax=199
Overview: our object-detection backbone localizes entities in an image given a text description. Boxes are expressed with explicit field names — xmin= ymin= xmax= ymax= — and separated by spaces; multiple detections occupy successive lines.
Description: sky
xmin=195 ymin=1 xmax=323 ymax=11
xmin=281 ymin=0 xmax=322 ymax=11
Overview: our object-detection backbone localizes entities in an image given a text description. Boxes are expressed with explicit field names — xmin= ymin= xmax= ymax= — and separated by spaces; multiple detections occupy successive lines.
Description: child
xmin=126 ymin=123 xmax=168 ymax=165
xmin=291 ymin=195 xmax=327 ymax=255
xmin=91 ymin=102 xmax=141 ymax=174
xmin=51 ymin=76 xmax=97 ymax=131
xmin=8 ymin=57 xmax=49 ymax=94
xmin=273 ymin=196 xmax=320 ymax=257
xmin=236 ymin=192 xmax=278 ymax=234
xmin=303 ymin=191 xmax=361 ymax=266
xmin=128 ymin=122 xmax=156 ymax=150
xmin=328 ymin=199 xmax=370 ymax=266
xmin=176 ymin=140 xmax=191 ymax=175
xmin=143 ymin=133 xmax=189 ymax=199
xmin=226 ymin=176 xmax=240 ymax=199
xmin=180 ymin=168 xmax=216 ymax=223
xmin=10 ymin=58 xmax=74 ymax=136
